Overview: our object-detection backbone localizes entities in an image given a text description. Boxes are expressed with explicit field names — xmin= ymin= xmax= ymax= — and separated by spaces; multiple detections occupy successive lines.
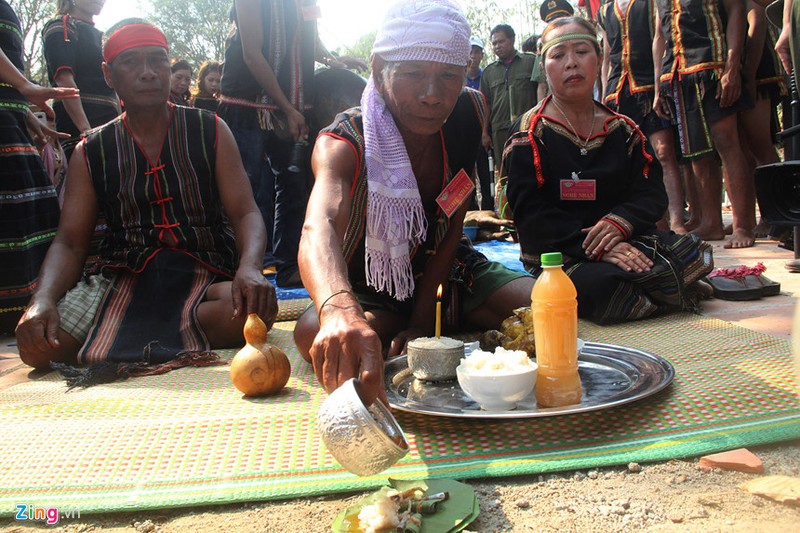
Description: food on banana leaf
xmin=357 ymin=487 xmax=448 ymax=533
xmin=332 ymin=478 xmax=479 ymax=533
xmin=479 ymin=306 xmax=535 ymax=357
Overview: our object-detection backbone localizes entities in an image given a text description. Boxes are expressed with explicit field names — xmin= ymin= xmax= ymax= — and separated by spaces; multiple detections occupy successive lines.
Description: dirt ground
xmin=2 ymin=441 xmax=799 ymax=532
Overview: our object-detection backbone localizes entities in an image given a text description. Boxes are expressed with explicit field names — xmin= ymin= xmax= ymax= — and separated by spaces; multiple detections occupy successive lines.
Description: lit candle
xmin=435 ymin=284 xmax=443 ymax=338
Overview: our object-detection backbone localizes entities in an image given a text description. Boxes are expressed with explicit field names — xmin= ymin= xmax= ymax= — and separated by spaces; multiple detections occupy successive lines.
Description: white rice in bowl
xmin=408 ymin=336 xmax=464 ymax=349
xmin=459 ymin=347 xmax=535 ymax=375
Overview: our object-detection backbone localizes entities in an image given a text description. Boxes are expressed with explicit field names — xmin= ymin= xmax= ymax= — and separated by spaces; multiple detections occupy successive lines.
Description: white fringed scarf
xmin=362 ymin=0 xmax=470 ymax=300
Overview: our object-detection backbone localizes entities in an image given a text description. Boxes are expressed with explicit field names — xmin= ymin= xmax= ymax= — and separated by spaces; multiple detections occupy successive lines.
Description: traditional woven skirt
xmin=606 ymin=85 xmax=670 ymax=138
xmin=564 ymin=232 xmax=714 ymax=324
xmin=660 ymin=71 xmax=752 ymax=160
xmin=0 ymin=108 xmax=60 ymax=333
xmin=77 ymin=250 xmax=216 ymax=364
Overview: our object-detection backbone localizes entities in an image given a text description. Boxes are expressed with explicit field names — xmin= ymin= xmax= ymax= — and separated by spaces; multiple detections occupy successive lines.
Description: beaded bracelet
xmin=317 ymin=289 xmax=356 ymax=325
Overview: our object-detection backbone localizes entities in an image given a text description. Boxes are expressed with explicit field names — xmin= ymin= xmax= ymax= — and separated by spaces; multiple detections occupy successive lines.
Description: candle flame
xmin=436 ymin=284 xmax=443 ymax=299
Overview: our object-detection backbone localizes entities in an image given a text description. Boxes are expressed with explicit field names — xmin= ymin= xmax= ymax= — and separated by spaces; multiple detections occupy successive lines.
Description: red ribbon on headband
xmin=103 ymin=24 xmax=169 ymax=64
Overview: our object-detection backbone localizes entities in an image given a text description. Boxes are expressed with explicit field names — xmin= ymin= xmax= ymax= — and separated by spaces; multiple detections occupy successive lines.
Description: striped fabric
xmin=321 ymin=87 xmax=486 ymax=269
xmin=656 ymin=0 xmax=730 ymax=82
xmin=219 ymin=0 xmax=313 ymax=130
xmin=68 ymin=105 xmax=242 ymax=361
xmin=313 ymin=88 xmax=490 ymax=318
xmin=82 ymin=105 xmax=237 ymax=277
xmin=77 ymin=250 xmax=216 ymax=363
xmin=42 ymin=14 xmax=120 ymax=156
xmin=0 ymin=1 xmax=60 ymax=333
xmin=0 ymin=1 xmax=26 ymax=110
xmin=567 ymin=233 xmax=714 ymax=323
xmin=598 ymin=0 xmax=658 ymax=106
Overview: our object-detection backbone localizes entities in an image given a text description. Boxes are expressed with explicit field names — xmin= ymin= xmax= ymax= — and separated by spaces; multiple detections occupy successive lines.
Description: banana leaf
xmin=331 ymin=478 xmax=479 ymax=533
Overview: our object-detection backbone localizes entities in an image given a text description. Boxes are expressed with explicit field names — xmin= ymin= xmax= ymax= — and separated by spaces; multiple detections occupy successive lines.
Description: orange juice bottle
xmin=532 ymin=252 xmax=582 ymax=407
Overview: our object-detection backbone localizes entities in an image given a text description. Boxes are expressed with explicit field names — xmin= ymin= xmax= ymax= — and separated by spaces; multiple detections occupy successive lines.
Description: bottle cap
xmin=540 ymin=252 xmax=563 ymax=266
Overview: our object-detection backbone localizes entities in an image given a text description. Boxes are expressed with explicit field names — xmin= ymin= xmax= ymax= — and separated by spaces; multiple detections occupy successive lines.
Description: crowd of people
xmin=1 ymin=0 xmax=797 ymax=402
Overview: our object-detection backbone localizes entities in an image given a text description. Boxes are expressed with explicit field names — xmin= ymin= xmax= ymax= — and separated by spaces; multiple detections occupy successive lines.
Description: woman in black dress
xmin=1 ymin=1 xmax=75 ymax=333
xmin=169 ymin=59 xmax=192 ymax=105
xmin=191 ymin=60 xmax=220 ymax=113
xmin=42 ymin=0 xmax=120 ymax=159
xmin=504 ymin=17 xmax=713 ymax=324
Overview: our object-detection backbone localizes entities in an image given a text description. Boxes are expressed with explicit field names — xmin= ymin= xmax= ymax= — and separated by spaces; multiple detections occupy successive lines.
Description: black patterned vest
xmin=83 ymin=105 xmax=237 ymax=276
xmin=599 ymin=0 xmax=658 ymax=104
xmin=319 ymin=88 xmax=486 ymax=303
xmin=656 ymin=0 xmax=731 ymax=82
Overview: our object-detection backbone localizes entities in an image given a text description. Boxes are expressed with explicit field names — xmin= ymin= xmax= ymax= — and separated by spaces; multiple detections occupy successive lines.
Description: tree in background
xmin=336 ymin=31 xmax=374 ymax=75
xmin=466 ymin=1 xmax=541 ymax=66
xmin=15 ymin=0 xmax=56 ymax=84
xmin=147 ymin=0 xmax=229 ymax=70
xmin=335 ymin=0 xmax=543 ymax=73
xmin=330 ymin=3 xmax=543 ymax=72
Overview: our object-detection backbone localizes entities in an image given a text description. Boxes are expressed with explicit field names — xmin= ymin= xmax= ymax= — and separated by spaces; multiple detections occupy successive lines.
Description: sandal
xmin=785 ymin=259 xmax=800 ymax=274
xmin=707 ymin=263 xmax=780 ymax=301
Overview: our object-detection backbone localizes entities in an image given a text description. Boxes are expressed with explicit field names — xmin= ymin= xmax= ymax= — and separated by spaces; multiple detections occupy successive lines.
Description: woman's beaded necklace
xmin=550 ymin=98 xmax=597 ymax=156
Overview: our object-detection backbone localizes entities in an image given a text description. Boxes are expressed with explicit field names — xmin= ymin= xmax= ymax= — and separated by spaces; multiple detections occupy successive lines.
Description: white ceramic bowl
xmin=456 ymin=363 xmax=538 ymax=411
xmin=316 ymin=378 xmax=409 ymax=476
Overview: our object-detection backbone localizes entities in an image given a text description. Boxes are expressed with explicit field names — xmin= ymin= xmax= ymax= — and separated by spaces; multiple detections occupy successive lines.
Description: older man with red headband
xmin=16 ymin=19 xmax=277 ymax=369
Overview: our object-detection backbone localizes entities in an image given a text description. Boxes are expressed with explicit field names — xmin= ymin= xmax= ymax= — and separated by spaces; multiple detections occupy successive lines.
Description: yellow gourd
xmin=230 ymin=314 xmax=290 ymax=396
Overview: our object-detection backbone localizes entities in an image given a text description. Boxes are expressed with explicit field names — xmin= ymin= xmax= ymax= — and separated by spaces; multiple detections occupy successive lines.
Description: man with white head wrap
xmin=294 ymin=0 xmax=533 ymax=405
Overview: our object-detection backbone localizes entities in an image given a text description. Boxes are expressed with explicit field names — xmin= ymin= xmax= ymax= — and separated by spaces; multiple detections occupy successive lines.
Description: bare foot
xmin=723 ymin=228 xmax=756 ymax=249
xmin=753 ymin=219 xmax=770 ymax=239
xmin=669 ymin=218 xmax=689 ymax=234
xmin=723 ymin=223 xmax=733 ymax=236
xmin=685 ymin=215 xmax=700 ymax=232
xmin=690 ymin=225 xmax=725 ymax=241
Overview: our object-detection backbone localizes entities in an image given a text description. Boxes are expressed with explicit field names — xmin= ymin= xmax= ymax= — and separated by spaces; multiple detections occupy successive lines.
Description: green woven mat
xmin=1 ymin=313 xmax=798 ymax=516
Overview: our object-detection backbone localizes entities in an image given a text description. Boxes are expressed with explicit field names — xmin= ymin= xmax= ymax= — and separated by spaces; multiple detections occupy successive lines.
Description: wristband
xmin=318 ymin=289 xmax=356 ymax=325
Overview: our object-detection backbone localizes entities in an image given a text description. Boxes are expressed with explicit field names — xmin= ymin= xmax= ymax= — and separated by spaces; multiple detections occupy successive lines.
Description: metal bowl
xmin=407 ymin=337 xmax=465 ymax=382
xmin=316 ymin=378 xmax=409 ymax=476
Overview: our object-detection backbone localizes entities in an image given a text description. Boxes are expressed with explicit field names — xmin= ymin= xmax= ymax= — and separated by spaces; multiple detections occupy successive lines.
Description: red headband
xmin=103 ymin=24 xmax=169 ymax=64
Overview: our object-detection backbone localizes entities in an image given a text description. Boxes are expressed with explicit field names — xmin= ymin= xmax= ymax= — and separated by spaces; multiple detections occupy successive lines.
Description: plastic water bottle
xmin=532 ymin=252 xmax=582 ymax=407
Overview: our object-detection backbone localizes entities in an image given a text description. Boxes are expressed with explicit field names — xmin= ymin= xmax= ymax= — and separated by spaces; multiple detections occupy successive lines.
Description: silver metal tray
xmin=385 ymin=342 xmax=675 ymax=419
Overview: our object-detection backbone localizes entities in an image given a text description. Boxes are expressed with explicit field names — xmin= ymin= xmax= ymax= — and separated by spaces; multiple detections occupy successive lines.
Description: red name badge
xmin=560 ymin=179 xmax=596 ymax=201
xmin=436 ymin=169 xmax=475 ymax=217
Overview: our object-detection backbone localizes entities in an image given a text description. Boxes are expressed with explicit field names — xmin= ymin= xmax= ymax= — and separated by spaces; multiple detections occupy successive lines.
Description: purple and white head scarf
xmin=362 ymin=0 xmax=470 ymax=301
